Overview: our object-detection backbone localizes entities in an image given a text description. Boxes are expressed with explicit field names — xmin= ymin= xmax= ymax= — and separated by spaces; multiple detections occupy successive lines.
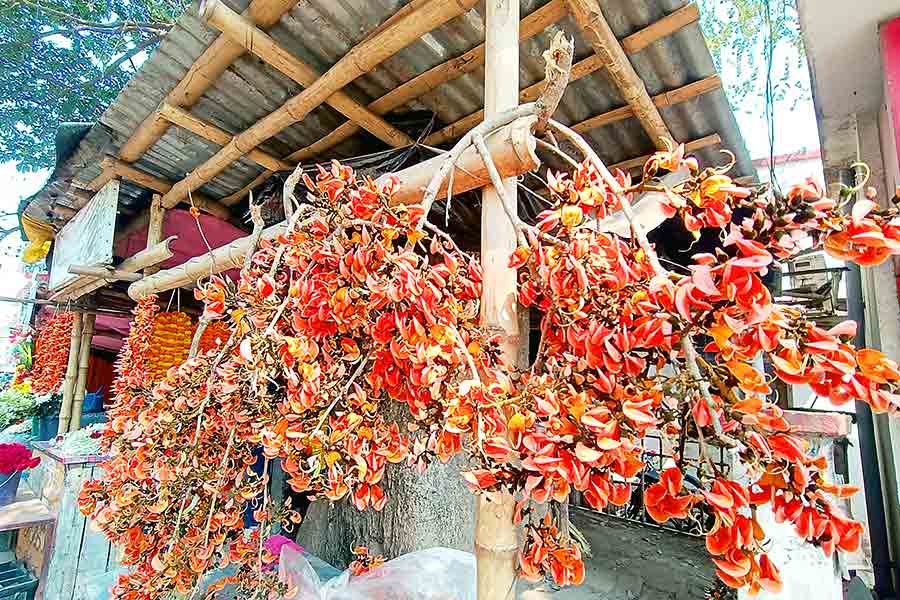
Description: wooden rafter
xmin=571 ymin=75 xmax=722 ymax=133
xmin=95 ymin=156 xmax=232 ymax=220
xmin=426 ymin=6 xmax=703 ymax=145
xmin=157 ymin=103 xmax=294 ymax=172
xmin=117 ymin=0 xmax=301 ymax=163
xmin=564 ymin=0 xmax=673 ymax=148
xmin=609 ymin=133 xmax=721 ymax=172
xmin=161 ymin=0 xmax=479 ymax=209
xmin=200 ymin=1 xmax=413 ymax=149
xmin=223 ymin=0 xmax=698 ymax=205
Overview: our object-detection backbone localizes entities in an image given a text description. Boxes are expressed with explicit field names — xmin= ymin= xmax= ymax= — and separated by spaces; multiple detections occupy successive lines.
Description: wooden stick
xmin=157 ymin=103 xmax=294 ymax=172
xmin=199 ymin=2 xmax=413 ymax=149
xmin=572 ymin=75 xmax=721 ymax=133
xmin=609 ymin=133 xmax=721 ymax=172
xmin=70 ymin=312 xmax=96 ymax=431
xmin=58 ymin=312 xmax=83 ymax=435
xmin=564 ymin=0 xmax=672 ymax=148
xmin=67 ymin=265 xmax=144 ymax=282
xmin=477 ymin=1 xmax=520 ymax=598
xmin=129 ymin=125 xmax=537 ymax=299
xmin=145 ymin=194 xmax=165 ymax=276
xmin=162 ymin=0 xmax=479 ymax=208
xmin=95 ymin=157 xmax=231 ymax=220
xmin=52 ymin=237 xmax=176 ymax=302
xmin=425 ymin=10 xmax=704 ymax=146
xmin=117 ymin=0 xmax=301 ymax=163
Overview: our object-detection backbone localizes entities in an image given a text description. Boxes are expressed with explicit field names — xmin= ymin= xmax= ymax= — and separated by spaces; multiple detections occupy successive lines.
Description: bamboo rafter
xmin=222 ymin=1 xmax=701 ymax=205
xmin=117 ymin=0 xmax=302 ymax=163
xmin=160 ymin=0 xmax=479 ymax=209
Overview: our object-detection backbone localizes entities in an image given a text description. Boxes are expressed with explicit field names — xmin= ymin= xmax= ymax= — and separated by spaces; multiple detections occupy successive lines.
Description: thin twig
xmin=472 ymin=132 xmax=526 ymax=247
xmin=311 ymin=354 xmax=369 ymax=437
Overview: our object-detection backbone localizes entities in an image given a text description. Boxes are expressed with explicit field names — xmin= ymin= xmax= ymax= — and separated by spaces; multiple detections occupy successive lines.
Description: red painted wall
xmin=882 ymin=17 xmax=900 ymax=176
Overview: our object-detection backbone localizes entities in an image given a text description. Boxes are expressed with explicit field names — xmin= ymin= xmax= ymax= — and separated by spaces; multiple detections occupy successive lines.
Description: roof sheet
xmin=23 ymin=0 xmax=753 ymax=232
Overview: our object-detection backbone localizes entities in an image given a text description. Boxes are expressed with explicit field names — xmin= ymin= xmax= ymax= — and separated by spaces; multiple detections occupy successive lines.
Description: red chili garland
xmin=79 ymin=151 xmax=900 ymax=599
xmin=30 ymin=311 xmax=74 ymax=395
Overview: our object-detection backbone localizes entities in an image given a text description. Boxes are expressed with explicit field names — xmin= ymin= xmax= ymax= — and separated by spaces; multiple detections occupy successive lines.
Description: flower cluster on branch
xmin=79 ymin=139 xmax=900 ymax=598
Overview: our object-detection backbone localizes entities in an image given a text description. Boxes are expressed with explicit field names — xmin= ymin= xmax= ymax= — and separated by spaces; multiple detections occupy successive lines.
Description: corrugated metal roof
xmin=23 ymin=0 xmax=753 ymax=231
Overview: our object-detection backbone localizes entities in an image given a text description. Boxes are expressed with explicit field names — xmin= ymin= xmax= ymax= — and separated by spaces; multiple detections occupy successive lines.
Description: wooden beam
xmin=157 ymin=103 xmax=294 ymax=172
xmin=571 ymin=75 xmax=722 ymax=133
xmin=564 ymin=0 xmax=672 ymax=148
xmin=424 ymin=7 xmax=703 ymax=146
xmin=609 ymin=133 xmax=721 ymax=172
xmin=98 ymin=157 xmax=232 ymax=220
xmin=222 ymin=172 xmax=270 ymax=206
xmin=145 ymin=194 xmax=165 ymax=276
xmin=286 ymin=0 xmax=567 ymax=163
xmin=68 ymin=265 xmax=144 ymax=282
xmin=117 ymin=0 xmax=301 ymax=163
xmin=162 ymin=0 xmax=478 ymax=208
xmin=621 ymin=4 xmax=699 ymax=54
xmin=199 ymin=2 xmax=413 ymax=149
xmin=129 ymin=121 xmax=537 ymax=299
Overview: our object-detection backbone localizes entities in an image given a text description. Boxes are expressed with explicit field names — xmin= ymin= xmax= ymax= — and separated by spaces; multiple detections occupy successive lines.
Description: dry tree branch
xmin=534 ymin=31 xmax=574 ymax=136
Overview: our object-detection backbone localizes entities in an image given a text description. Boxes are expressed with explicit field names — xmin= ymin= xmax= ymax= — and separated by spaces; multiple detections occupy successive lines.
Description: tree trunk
xmin=298 ymin=402 xmax=474 ymax=568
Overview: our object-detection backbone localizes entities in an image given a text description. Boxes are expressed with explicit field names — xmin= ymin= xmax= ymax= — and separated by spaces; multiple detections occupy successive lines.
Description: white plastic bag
xmin=279 ymin=547 xmax=476 ymax=600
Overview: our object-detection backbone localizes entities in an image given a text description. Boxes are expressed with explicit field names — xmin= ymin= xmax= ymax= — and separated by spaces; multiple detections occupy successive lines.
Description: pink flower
xmin=0 ymin=443 xmax=39 ymax=475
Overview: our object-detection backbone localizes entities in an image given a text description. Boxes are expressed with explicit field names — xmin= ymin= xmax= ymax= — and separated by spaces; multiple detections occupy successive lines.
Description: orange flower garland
xmin=31 ymin=311 xmax=74 ymax=395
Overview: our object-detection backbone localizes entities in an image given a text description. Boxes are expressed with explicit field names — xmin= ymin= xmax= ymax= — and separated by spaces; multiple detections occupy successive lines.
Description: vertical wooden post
xmin=145 ymin=194 xmax=165 ymax=276
xmin=70 ymin=312 xmax=96 ymax=431
xmin=58 ymin=313 xmax=83 ymax=435
xmin=477 ymin=1 xmax=521 ymax=600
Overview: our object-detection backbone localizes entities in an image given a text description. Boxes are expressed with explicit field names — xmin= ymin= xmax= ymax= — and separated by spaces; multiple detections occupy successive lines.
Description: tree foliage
xmin=697 ymin=0 xmax=809 ymax=110
xmin=0 ymin=0 xmax=190 ymax=172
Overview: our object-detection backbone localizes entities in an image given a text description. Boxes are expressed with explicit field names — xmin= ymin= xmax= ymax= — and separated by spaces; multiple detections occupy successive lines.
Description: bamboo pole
xmin=117 ymin=0 xmax=301 ymax=163
xmin=477 ymin=1 xmax=520 ymax=599
xmin=67 ymin=266 xmax=144 ymax=282
xmin=69 ymin=312 xmax=96 ymax=432
xmin=198 ymin=3 xmax=413 ymax=149
xmin=58 ymin=312 xmax=83 ymax=436
xmin=129 ymin=122 xmax=538 ymax=299
xmin=96 ymin=157 xmax=231 ymax=220
xmin=157 ymin=103 xmax=294 ymax=172
xmin=145 ymin=194 xmax=165 ymax=276
xmin=51 ymin=237 xmax=177 ymax=302
xmin=564 ymin=0 xmax=673 ymax=148
xmin=163 ymin=0 xmax=479 ymax=208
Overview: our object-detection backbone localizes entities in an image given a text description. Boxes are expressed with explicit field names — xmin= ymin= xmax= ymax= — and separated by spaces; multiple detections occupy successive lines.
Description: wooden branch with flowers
xmin=74 ymin=31 xmax=900 ymax=600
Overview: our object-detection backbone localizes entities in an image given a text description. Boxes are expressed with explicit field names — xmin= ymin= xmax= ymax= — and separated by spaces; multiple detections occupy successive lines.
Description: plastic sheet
xmin=279 ymin=547 xmax=476 ymax=600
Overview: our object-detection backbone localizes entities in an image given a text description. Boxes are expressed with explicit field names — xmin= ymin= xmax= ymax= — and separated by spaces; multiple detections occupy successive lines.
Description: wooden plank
xmin=162 ymin=0 xmax=480 ymax=208
xmin=621 ymin=4 xmax=700 ymax=54
xmin=609 ymin=133 xmax=721 ymax=172
xmin=43 ymin=467 xmax=93 ymax=600
xmin=565 ymin=0 xmax=673 ymax=148
xmin=572 ymin=75 xmax=722 ymax=133
xmin=286 ymin=0 xmax=567 ymax=162
xmin=50 ymin=181 xmax=118 ymax=292
xmin=117 ymin=0 xmax=302 ymax=163
xmin=72 ymin=465 xmax=115 ymax=591
xmin=199 ymin=3 xmax=413 ymax=148
xmin=157 ymin=103 xmax=294 ymax=172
